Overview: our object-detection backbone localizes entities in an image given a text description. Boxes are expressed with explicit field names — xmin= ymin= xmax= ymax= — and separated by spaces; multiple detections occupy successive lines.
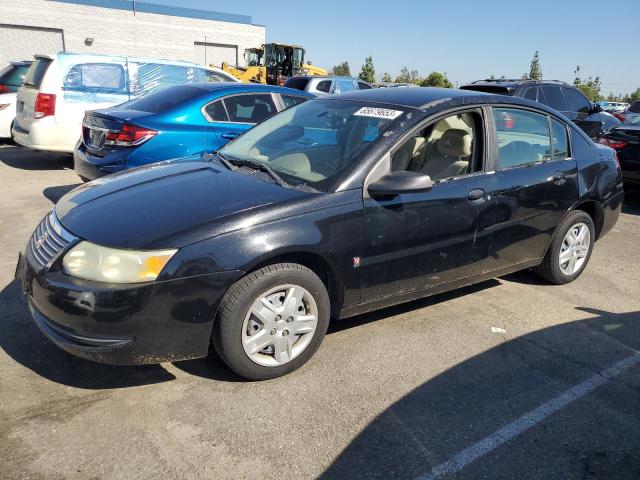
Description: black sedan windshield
xmin=219 ymin=99 xmax=409 ymax=191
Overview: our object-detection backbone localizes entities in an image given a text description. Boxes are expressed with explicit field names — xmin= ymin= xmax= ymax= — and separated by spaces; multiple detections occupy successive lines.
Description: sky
xmin=151 ymin=0 xmax=640 ymax=94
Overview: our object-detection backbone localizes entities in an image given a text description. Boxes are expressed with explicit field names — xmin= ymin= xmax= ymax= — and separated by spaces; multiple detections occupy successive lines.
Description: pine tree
xmin=331 ymin=61 xmax=351 ymax=77
xmin=381 ymin=72 xmax=392 ymax=83
xmin=528 ymin=51 xmax=542 ymax=80
xmin=358 ymin=56 xmax=376 ymax=84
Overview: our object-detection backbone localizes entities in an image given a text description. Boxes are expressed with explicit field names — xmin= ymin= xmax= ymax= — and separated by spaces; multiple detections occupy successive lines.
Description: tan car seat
xmin=392 ymin=136 xmax=426 ymax=171
xmin=421 ymin=129 xmax=472 ymax=180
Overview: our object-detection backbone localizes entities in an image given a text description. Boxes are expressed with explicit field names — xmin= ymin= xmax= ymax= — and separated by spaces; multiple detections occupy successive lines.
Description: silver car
xmin=283 ymin=76 xmax=373 ymax=96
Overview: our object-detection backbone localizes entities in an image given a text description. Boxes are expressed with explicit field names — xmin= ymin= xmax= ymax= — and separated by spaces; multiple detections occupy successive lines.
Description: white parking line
xmin=415 ymin=353 xmax=640 ymax=480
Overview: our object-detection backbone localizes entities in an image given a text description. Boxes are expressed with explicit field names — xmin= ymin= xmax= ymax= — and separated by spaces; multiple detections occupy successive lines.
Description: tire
xmin=534 ymin=210 xmax=595 ymax=285
xmin=212 ymin=263 xmax=330 ymax=380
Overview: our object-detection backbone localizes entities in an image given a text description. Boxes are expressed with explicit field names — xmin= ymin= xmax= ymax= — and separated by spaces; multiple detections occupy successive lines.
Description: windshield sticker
xmin=353 ymin=107 xmax=403 ymax=120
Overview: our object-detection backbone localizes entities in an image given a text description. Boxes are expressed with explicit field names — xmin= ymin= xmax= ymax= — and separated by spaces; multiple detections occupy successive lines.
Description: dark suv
xmin=461 ymin=79 xmax=620 ymax=139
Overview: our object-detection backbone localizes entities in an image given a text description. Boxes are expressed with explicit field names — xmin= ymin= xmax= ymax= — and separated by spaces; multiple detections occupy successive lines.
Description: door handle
xmin=468 ymin=188 xmax=486 ymax=204
xmin=552 ymin=171 xmax=566 ymax=185
xmin=221 ymin=133 xmax=239 ymax=140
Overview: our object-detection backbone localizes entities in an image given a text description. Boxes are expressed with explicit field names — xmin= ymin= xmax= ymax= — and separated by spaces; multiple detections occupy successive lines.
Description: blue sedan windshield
xmin=219 ymin=99 xmax=409 ymax=190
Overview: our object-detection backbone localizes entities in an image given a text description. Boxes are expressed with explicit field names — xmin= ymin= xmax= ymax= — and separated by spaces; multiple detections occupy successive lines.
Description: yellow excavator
xmin=220 ymin=43 xmax=327 ymax=85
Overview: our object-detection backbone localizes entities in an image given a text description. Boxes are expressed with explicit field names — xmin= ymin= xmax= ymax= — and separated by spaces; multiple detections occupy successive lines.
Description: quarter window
xmin=315 ymin=80 xmax=331 ymax=93
xmin=205 ymin=100 xmax=228 ymax=122
xmin=64 ymin=63 xmax=126 ymax=92
xmin=562 ymin=87 xmax=590 ymax=114
xmin=281 ymin=95 xmax=309 ymax=109
xmin=539 ymin=86 xmax=568 ymax=112
xmin=523 ymin=87 xmax=537 ymax=101
xmin=493 ymin=108 xmax=551 ymax=169
xmin=551 ymin=119 xmax=570 ymax=160
xmin=391 ymin=111 xmax=481 ymax=181
xmin=357 ymin=81 xmax=373 ymax=90
xmin=223 ymin=94 xmax=277 ymax=123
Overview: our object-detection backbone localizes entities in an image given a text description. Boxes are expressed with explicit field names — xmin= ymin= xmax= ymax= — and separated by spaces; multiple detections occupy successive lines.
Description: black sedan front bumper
xmin=16 ymin=253 xmax=243 ymax=365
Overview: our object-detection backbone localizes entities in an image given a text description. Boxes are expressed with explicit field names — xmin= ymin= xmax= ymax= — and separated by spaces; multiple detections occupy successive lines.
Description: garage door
xmin=0 ymin=24 xmax=64 ymax=66
xmin=194 ymin=42 xmax=238 ymax=68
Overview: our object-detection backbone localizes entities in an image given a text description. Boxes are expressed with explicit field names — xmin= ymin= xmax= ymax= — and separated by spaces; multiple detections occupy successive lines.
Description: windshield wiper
xmin=228 ymin=158 xmax=290 ymax=188
xmin=201 ymin=152 xmax=235 ymax=170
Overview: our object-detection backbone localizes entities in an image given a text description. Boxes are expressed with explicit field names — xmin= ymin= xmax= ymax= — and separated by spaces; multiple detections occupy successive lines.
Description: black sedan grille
xmin=26 ymin=211 xmax=77 ymax=270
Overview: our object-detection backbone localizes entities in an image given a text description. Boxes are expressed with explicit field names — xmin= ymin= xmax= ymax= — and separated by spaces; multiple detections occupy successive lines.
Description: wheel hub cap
xmin=559 ymin=222 xmax=591 ymax=276
xmin=242 ymin=284 xmax=318 ymax=367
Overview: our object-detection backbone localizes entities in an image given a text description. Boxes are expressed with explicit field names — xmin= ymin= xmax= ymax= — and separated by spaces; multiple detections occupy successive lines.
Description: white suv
xmin=13 ymin=52 xmax=238 ymax=153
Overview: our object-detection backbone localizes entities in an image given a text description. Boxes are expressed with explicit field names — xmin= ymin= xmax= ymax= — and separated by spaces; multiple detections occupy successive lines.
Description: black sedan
xmin=599 ymin=115 xmax=640 ymax=187
xmin=15 ymin=88 xmax=624 ymax=380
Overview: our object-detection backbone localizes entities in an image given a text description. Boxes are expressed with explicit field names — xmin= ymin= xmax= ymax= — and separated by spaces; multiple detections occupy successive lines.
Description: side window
xmin=334 ymin=79 xmax=356 ymax=94
xmin=523 ymin=87 xmax=538 ymax=101
xmin=562 ymin=87 xmax=590 ymax=114
xmin=281 ymin=94 xmax=309 ymax=109
xmin=204 ymin=100 xmax=228 ymax=122
xmin=551 ymin=119 xmax=570 ymax=160
xmin=204 ymin=70 xmax=234 ymax=83
xmin=315 ymin=80 xmax=331 ymax=93
xmin=493 ymin=108 xmax=552 ymax=169
xmin=64 ymin=63 xmax=126 ymax=92
xmin=540 ymin=86 xmax=568 ymax=112
xmin=357 ymin=81 xmax=373 ymax=90
xmin=222 ymin=94 xmax=277 ymax=123
xmin=391 ymin=111 xmax=481 ymax=181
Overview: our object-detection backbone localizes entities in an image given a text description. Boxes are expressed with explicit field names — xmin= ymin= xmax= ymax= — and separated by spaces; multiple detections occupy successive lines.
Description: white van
xmin=12 ymin=52 xmax=239 ymax=153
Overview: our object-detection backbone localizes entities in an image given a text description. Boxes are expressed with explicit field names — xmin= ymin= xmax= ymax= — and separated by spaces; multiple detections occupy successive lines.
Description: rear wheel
xmin=212 ymin=263 xmax=330 ymax=380
xmin=534 ymin=210 xmax=595 ymax=284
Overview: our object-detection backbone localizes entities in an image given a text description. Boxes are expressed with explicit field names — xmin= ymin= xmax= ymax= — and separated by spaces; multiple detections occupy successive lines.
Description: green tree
xmin=528 ymin=51 xmax=542 ymax=80
xmin=381 ymin=72 xmax=392 ymax=83
xmin=358 ymin=56 xmax=376 ymax=84
xmin=573 ymin=66 xmax=602 ymax=101
xmin=331 ymin=61 xmax=351 ymax=77
xmin=419 ymin=71 xmax=453 ymax=88
xmin=625 ymin=88 xmax=640 ymax=103
xmin=395 ymin=66 xmax=421 ymax=84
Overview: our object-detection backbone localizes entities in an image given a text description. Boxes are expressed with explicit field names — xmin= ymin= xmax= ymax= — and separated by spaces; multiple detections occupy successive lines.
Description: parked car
xmin=283 ymin=76 xmax=372 ymax=96
xmin=16 ymin=87 xmax=623 ymax=380
xmin=598 ymin=114 xmax=640 ymax=186
xmin=461 ymin=79 xmax=620 ymax=139
xmin=0 ymin=61 xmax=32 ymax=139
xmin=12 ymin=52 xmax=239 ymax=153
xmin=619 ymin=101 xmax=640 ymax=125
xmin=74 ymin=83 xmax=313 ymax=181
xmin=596 ymin=101 xmax=629 ymax=114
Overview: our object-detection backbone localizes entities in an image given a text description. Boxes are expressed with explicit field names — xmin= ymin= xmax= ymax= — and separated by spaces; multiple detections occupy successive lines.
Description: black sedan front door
xmin=359 ymin=109 xmax=494 ymax=302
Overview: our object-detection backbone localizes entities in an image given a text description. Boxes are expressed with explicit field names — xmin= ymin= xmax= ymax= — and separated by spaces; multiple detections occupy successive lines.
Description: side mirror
xmin=591 ymin=103 xmax=603 ymax=113
xmin=368 ymin=170 xmax=433 ymax=197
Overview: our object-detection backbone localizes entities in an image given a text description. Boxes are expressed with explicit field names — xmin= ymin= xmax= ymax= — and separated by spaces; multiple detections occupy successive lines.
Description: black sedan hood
xmin=56 ymin=160 xmax=308 ymax=249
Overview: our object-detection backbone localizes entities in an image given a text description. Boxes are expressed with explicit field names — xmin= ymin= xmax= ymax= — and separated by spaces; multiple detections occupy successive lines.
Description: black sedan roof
xmin=331 ymin=87 xmax=488 ymax=109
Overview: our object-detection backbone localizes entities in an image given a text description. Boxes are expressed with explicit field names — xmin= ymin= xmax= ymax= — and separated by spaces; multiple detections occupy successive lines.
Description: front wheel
xmin=212 ymin=263 xmax=330 ymax=380
xmin=534 ymin=210 xmax=595 ymax=284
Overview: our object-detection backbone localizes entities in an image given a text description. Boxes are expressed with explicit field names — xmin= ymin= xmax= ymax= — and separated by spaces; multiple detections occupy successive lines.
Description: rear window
xmin=628 ymin=101 xmax=640 ymax=113
xmin=283 ymin=77 xmax=310 ymax=91
xmin=0 ymin=63 xmax=31 ymax=90
xmin=23 ymin=57 xmax=52 ymax=88
xmin=64 ymin=63 xmax=126 ymax=93
xmin=122 ymin=86 xmax=203 ymax=113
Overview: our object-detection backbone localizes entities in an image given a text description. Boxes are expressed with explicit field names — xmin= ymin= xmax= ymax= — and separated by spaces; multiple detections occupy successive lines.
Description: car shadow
xmin=319 ymin=307 xmax=640 ymax=479
xmin=0 ymin=145 xmax=72 ymax=171
xmin=0 ymin=280 xmax=175 ymax=389
xmin=623 ymin=186 xmax=640 ymax=215
xmin=172 ymin=279 xmax=503 ymax=382
xmin=43 ymin=183 xmax=81 ymax=204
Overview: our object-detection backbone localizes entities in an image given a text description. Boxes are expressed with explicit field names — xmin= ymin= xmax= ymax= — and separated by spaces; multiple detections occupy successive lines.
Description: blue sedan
xmin=74 ymin=83 xmax=314 ymax=181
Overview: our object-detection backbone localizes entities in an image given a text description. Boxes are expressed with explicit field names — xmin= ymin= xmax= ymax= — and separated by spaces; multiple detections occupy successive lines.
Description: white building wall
xmin=0 ymin=0 xmax=265 ymax=68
